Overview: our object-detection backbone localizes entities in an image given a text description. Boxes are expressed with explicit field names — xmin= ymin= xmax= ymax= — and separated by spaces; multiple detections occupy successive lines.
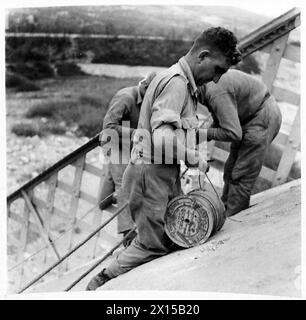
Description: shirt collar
xmin=178 ymin=57 xmax=199 ymax=98
xmin=137 ymin=86 xmax=143 ymax=105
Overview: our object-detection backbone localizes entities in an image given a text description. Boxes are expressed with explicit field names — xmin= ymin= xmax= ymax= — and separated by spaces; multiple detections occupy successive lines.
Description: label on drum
xmin=165 ymin=196 xmax=214 ymax=248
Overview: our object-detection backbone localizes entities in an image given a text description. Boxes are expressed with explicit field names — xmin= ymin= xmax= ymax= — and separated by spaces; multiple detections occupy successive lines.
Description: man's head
xmin=138 ymin=71 xmax=157 ymax=98
xmin=186 ymin=27 xmax=241 ymax=85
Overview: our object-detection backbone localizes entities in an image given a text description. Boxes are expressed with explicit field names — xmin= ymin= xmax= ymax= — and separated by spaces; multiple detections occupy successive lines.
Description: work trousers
xmin=105 ymin=162 xmax=181 ymax=279
xmin=98 ymin=163 xmax=135 ymax=234
xmin=221 ymin=96 xmax=282 ymax=216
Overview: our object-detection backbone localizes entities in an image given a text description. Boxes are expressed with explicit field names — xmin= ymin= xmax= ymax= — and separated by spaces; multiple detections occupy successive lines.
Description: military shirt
xmin=132 ymin=57 xmax=199 ymax=164
xmin=103 ymin=85 xmax=142 ymax=135
xmin=199 ymin=69 xmax=269 ymax=142
xmin=102 ymin=85 xmax=142 ymax=164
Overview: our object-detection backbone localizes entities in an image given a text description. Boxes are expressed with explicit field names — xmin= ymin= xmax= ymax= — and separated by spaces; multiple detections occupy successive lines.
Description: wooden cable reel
xmin=165 ymin=182 xmax=226 ymax=248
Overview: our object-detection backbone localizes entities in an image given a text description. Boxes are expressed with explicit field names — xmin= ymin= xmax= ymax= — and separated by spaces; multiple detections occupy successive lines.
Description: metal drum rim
xmin=188 ymin=188 xmax=225 ymax=232
xmin=188 ymin=193 xmax=219 ymax=232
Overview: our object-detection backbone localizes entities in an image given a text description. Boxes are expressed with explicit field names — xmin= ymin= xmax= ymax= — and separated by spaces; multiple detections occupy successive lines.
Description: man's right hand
xmin=198 ymin=157 xmax=208 ymax=174
xmin=185 ymin=150 xmax=207 ymax=173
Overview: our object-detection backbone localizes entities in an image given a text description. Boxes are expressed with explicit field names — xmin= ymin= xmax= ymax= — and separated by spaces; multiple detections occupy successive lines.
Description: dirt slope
xmin=27 ymin=179 xmax=301 ymax=297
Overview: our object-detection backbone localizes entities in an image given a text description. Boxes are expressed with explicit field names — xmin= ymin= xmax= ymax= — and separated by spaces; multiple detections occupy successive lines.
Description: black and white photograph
xmin=1 ymin=0 xmax=304 ymax=301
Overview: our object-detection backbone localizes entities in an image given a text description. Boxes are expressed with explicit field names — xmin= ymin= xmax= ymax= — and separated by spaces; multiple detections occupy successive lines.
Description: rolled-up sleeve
xmin=103 ymin=93 xmax=134 ymax=136
xmin=150 ymin=76 xmax=187 ymax=131
xmin=206 ymin=92 xmax=242 ymax=142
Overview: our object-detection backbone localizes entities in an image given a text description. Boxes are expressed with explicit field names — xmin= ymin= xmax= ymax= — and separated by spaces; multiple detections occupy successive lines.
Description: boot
xmin=86 ymin=269 xmax=110 ymax=291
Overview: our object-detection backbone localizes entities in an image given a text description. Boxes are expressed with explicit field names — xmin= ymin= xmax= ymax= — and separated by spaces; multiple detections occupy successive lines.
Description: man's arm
xmin=199 ymin=91 xmax=242 ymax=142
xmin=150 ymin=76 xmax=207 ymax=172
xmin=152 ymin=125 xmax=207 ymax=172
xmin=101 ymin=92 xmax=135 ymax=144
xmin=100 ymin=92 xmax=135 ymax=151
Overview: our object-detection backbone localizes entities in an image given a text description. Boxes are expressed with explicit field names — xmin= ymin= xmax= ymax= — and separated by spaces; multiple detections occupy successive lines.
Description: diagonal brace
xmin=21 ymin=190 xmax=61 ymax=260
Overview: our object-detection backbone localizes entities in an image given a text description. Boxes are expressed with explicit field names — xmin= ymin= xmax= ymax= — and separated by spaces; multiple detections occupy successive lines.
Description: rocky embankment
xmin=6 ymin=133 xmax=93 ymax=195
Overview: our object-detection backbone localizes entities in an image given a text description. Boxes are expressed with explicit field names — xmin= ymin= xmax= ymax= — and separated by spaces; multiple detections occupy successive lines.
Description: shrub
xmin=43 ymin=122 xmax=66 ymax=135
xmin=78 ymin=95 xmax=103 ymax=108
xmin=6 ymin=36 xmax=72 ymax=63
xmin=6 ymin=43 xmax=47 ymax=63
xmin=26 ymin=100 xmax=76 ymax=119
xmin=25 ymin=99 xmax=105 ymax=137
xmin=55 ymin=62 xmax=86 ymax=77
xmin=77 ymin=108 xmax=103 ymax=137
xmin=25 ymin=104 xmax=55 ymax=118
xmin=6 ymin=72 xmax=40 ymax=92
xmin=11 ymin=122 xmax=45 ymax=137
xmin=19 ymin=76 xmax=138 ymax=138
xmin=18 ymin=80 xmax=41 ymax=92
xmin=6 ymin=72 xmax=22 ymax=88
xmin=56 ymin=102 xmax=92 ymax=124
xmin=11 ymin=121 xmax=66 ymax=137
xmin=7 ymin=36 xmax=193 ymax=68
xmin=7 ymin=61 xmax=54 ymax=80
xmin=88 ymin=38 xmax=191 ymax=67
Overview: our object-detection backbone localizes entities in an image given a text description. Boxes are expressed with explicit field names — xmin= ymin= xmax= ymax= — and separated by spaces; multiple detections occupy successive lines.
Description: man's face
xmin=195 ymin=50 xmax=231 ymax=86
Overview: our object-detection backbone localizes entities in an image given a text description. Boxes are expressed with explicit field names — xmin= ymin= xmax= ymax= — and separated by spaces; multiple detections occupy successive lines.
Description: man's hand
xmin=198 ymin=157 xmax=208 ymax=173
xmin=185 ymin=150 xmax=207 ymax=173
xmin=99 ymin=130 xmax=110 ymax=147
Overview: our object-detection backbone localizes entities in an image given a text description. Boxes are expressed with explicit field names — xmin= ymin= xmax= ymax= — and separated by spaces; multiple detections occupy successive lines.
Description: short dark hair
xmin=191 ymin=27 xmax=242 ymax=65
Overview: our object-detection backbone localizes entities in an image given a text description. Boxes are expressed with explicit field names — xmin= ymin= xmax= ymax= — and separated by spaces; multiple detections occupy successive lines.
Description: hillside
xmin=7 ymin=5 xmax=270 ymax=39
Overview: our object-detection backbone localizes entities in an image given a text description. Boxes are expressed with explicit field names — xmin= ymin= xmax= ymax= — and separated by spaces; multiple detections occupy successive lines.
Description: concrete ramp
xmin=28 ymin=179 xmax=301 ymax=297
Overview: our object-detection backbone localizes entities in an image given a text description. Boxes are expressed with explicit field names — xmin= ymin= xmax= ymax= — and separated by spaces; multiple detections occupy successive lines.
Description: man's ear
xmin=198 ymin=50 xmax=210 ymax=62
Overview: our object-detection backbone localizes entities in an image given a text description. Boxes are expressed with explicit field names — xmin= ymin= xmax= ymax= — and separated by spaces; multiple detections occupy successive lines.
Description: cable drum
xmin=165 ymin=185 xmax=226 ymax=248
xmin=188 ymin=188 xmax=226 ymax=233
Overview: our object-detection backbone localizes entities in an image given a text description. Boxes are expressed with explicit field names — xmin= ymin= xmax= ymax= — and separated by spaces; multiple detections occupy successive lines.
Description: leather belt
xmin=241 ymin=91 xmax=271 ymax=126
xmin=258 ymin=91 xmax=271 ymax=109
